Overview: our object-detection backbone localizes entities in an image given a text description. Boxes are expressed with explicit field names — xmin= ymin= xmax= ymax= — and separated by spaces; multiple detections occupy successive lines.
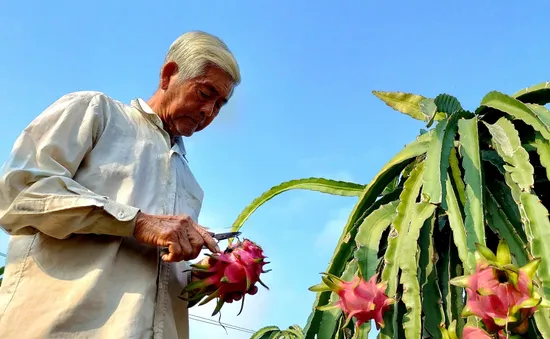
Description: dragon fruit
xmin=461 ymin=326 xmax=507 ymax=339
xmin=180 ymin=238 xmax=270 ymax=316
xmin=450 ymin=239 xmax=550 ymax=334
xmin=309 ymin=270 xmax=394 ymax=330
xmin=441 ymin=321 xmax=508 ymax=339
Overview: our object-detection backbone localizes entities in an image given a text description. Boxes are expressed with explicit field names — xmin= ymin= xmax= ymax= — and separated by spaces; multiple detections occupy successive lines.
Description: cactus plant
xmin=230 ymin=82 xmax=550 ymax=338
xmin=250 ymin=324 xmax=305 ymax=339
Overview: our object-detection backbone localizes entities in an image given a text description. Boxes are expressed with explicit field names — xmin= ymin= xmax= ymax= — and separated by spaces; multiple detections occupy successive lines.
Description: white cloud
xmin=260 ymin=193 xmax=308 ymax=217
xmin=315 ymin=207 xmax=353 ymax=250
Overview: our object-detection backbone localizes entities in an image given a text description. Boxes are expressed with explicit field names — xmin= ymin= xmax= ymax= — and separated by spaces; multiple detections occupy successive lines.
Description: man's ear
xmin=160 ymin=61 xmax=178 ymax=90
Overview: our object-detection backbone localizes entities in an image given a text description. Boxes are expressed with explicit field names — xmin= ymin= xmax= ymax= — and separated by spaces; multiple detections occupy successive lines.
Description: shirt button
xmin=118 ymin=211 xmax=125 ymax=218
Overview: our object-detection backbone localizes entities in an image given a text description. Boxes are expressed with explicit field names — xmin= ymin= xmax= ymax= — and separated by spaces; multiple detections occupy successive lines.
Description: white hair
xmin=164 ymin=31 xmax=241 ymax=86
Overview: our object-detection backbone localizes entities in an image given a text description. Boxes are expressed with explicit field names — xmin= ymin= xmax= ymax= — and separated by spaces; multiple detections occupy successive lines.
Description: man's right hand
xmin=133 ymin=212 xmax=221 ymax=262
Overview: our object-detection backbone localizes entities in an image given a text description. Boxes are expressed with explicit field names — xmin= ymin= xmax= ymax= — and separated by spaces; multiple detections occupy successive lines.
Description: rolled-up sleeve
xmin=0 ymin=92 xmax=140 ymax=239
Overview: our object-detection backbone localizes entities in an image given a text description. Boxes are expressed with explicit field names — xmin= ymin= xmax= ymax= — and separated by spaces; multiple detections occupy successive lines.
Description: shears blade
xmin=201 ymin=231 xmax=241 ymax=249
xmin=211 ymin=231 xmax=241 ymax=241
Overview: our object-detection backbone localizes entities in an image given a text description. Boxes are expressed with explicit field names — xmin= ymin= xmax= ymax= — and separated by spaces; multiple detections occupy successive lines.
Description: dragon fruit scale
xmin=450 ymin=239 xmax=550 ymax=334
xmin=180 ymin=238 xmax=271 ymax=316
xmin=309 ymin=270 xmax=395 ymax=331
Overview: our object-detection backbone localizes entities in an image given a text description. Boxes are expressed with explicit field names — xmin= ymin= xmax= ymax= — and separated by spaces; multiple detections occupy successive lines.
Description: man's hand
xmin=133 ymin=212 xmax=221 ymax=262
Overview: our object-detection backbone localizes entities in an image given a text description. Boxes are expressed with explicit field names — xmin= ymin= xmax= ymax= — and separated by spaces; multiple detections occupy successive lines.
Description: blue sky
xmin=1 ymin=0 xmax=550 ymax=338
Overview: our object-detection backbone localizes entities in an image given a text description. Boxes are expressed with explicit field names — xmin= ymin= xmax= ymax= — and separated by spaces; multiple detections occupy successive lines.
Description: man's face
xmin=157 ymin=62 xmax=234 ymax=137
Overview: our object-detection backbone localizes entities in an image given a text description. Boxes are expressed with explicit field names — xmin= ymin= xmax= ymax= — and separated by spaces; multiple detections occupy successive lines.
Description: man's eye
xmin=199 ymin=90 xmax=210 ymax=99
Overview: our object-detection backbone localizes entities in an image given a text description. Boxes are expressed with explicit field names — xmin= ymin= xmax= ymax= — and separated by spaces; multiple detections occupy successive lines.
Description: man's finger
xmin=193 ymin=224 xmax=220 ymax=253
xmin=179 ymin=231 xmax=194 ymax=261
xmin=162 ymin=251 xmax=179 ymax=263
xmin=186 ymin=226 xmax=204 ymax=259
xmin=163 ymin=242 xmax=183 ymax=263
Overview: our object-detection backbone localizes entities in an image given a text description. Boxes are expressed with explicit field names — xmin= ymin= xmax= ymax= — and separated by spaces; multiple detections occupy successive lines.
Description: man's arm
xmin=0 ymin=92 xmax=139 ymax=239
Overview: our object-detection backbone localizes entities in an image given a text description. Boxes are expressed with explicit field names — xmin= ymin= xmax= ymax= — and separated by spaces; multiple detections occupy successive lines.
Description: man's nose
xmin=201 ymin=103 xmax=216 ymax=118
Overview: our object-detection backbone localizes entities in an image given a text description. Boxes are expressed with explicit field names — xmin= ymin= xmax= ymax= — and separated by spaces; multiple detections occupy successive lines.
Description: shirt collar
xmin=131 ymin=98 xmax=164 ymax=129
xmin=131 ymin=98 xmax=187 ymax=157
xmin=136 ymin=98 xmax=156 ymax=115
xmin=173 ymin=136 xmax=187 ymax=156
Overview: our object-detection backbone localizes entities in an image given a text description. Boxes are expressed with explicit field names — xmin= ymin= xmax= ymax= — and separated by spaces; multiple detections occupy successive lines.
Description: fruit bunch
xmin=180 ymin=238 xmax=270 ymax=316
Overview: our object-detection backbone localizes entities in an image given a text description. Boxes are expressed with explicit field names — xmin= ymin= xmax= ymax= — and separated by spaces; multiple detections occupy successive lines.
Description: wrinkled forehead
xmin=200 ymin=75 xmax=236 ymax=102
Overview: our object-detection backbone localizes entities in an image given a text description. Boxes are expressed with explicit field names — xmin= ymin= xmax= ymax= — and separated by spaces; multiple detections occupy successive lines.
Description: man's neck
xmin=144 ymin=92 xmax=176 ymax=145
xmin=146 ymin=92 xmax=162 ymax=115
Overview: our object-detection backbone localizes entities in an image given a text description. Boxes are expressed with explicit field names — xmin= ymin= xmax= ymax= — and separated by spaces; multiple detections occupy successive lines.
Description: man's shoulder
xmin=34 ymin=91 xmax=138 ymax=132
xmin=57 ymin=91 xmax=124 ymax=107
xmin=52 ymin=91 xmax=135 ymax=121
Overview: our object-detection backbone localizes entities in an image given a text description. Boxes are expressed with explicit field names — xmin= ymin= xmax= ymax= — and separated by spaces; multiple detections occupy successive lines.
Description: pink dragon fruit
xmin=181 ymin=238 xmax=270 ymax=316
xmin=461 ymin=326 xmax=506 ymax=339
xmin=309 ymin=271 xmax=394 ymax=330
xmin=450 ymin=239 xmax=550 ymax=334
xmin=441 ymin=321 xmax=508 ymax=339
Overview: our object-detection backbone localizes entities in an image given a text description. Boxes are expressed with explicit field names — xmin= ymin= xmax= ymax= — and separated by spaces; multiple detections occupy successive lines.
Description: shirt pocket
xmin=175 ymin=157 xmax=204 ymax=221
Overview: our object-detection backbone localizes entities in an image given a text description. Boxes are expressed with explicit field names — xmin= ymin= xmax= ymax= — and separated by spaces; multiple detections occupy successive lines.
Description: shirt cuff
xmin=103 ymin=199 xmax=140 ymax=236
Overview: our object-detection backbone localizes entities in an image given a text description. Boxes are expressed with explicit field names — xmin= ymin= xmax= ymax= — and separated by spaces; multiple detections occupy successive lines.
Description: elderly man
xmin=0 ymin=31 xmax=240 ymax=339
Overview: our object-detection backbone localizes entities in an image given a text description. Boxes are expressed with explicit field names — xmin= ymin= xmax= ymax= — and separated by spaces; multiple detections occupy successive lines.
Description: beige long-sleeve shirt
xmin=0 ymin=91 xmax=204 ymax=339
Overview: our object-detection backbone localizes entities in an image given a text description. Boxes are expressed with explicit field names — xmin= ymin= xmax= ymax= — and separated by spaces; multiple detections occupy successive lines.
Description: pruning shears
xmin=206 ymin=231 xmax=242 ymax=247
xmin=159 ymin=231 xmax=241 ymax=257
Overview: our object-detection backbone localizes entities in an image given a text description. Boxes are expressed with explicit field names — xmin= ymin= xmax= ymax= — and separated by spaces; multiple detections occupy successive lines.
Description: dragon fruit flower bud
xmin=440 ymin=320 xmax=459 ymax=339
xmin=180 ymin=239 xmax=271 ymax=316
xmin=309 ymin=271 xmax=394 ymax=331
xmin=450 ymin=239 xmax=550 ymax=334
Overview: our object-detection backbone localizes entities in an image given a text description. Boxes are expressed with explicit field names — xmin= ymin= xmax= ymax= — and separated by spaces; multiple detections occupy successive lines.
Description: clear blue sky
xmin=1 ymin=1 xmax=549 ymax=338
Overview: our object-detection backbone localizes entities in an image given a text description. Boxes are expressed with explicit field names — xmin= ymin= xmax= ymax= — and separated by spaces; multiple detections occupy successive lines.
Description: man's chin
xmin=177 ymin=125 xmax=196 ymax=138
